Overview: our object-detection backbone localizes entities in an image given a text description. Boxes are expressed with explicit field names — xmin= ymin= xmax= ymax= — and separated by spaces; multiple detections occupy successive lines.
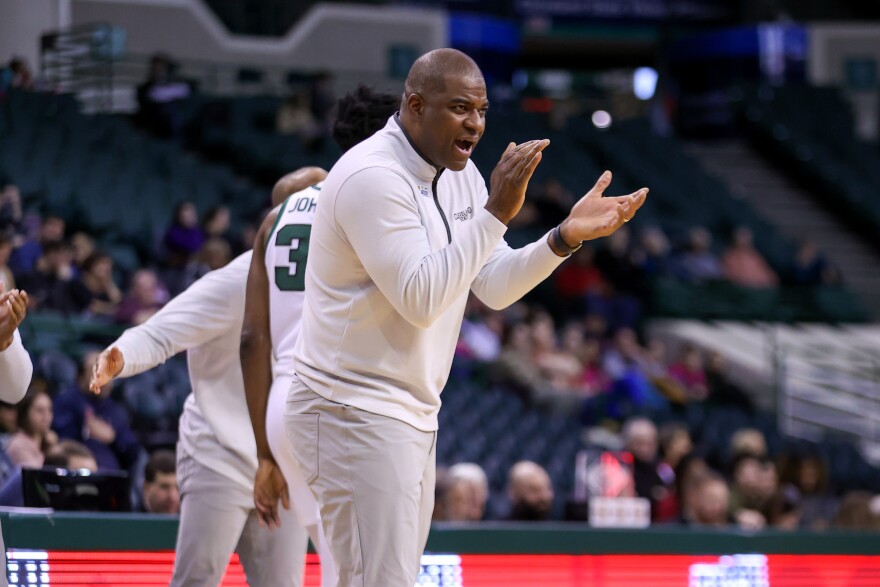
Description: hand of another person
xmin=0 ymin=286 xmax=28 ymax=351
xmin=45 ymin=429 xmax=59 ymax=449
xmin=557 ymin=171 xmax=648 ymax=247
xmin=85 ymin=411 xmax=116 ymax=444
xmin=486 ymin=139 xmax=550 ymax=225
xmin=735 ymin=508 xmax=767 ymax=531
xmin=254 ymin=458 xmax=291 ymax=530
xmin=90 ymin=347 xmax=124 ymax=393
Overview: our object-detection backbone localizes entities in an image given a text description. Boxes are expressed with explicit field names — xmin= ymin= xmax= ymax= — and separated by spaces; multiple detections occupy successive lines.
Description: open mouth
xmin=454 ymin=138 xmax=476 ymax=156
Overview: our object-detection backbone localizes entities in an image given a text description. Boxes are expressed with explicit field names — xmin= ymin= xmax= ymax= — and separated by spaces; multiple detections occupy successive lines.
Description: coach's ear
xmin=404 ymin=92 xmax=425 ymax=118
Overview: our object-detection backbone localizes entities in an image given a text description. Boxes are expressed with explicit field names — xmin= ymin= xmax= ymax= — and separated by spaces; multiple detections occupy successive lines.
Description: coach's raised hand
xmin=553 ymin=171 xmax=648 ymax=253
xmin=485 ymin=139 xmax=550 ymax=225
xmin=90 ymin=346 xmax=124 ymax=393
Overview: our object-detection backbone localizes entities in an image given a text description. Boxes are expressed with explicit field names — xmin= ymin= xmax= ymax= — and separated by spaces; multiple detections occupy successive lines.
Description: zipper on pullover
xmin=432 ymin=169 xmax=452 ymax=244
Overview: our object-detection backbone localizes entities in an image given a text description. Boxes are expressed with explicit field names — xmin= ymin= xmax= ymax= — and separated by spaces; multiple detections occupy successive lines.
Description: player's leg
xmin=169 ymin=452 xmax=250 ymax=587
xmin=285 ymin=379 xmax=434 ymax=587
xmin=236 ymin=500 xmax=308 ymax=587
xmin=268 ymin=376 xmax=337 ymax=587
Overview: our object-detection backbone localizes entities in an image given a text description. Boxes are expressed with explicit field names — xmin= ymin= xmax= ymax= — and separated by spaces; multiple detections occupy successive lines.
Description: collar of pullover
xmin=389 ymin=113 xmax=444 ymax=183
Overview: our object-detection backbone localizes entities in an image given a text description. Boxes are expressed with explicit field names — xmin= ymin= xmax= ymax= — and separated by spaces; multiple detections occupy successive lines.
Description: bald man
xmin=507 ymin=461 xmax=555 ymax=521
xmin=288 ymin=48 xmax=647 ymax=586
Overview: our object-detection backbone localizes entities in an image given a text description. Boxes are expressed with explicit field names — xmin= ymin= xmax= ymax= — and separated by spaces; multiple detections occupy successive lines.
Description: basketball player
xmin=287 ymin=48 xmax=647 ymax=586
xmin=0 ymin=286 xmax=31 ymax=587
xmin=241 ymin=85 xmax=400 ymax=587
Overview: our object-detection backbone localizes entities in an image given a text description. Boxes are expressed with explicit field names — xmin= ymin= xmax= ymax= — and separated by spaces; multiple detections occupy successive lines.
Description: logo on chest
xmin=418 ymin=185 xmax=430 ymax=197
xmin=453 ymin=207 xmax=474 ymax=222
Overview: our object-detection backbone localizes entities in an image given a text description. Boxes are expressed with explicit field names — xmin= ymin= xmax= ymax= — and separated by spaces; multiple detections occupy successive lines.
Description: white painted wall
xmin=0 ymin=0 xmax=69 ymax=70
xmin=809 ymin=23 xmax=880 ymax=86
xmin=69 ymin=0 xmax=445 ymax=72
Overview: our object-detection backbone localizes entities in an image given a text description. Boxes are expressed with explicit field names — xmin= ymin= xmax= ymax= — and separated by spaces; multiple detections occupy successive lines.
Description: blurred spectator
xmin=115 ymin=269 xmax=168 ymax=325
xmin=778 ymin=451 xmax=837 ymax=530
xmin=175 ymin=237 xmax=232 ymax=294
xmin=654 ymin=423 xmax=693 ymax=521
xmin=722 ymin=227 xmax=778 ymax=288
xmin=728 ymin=454 xmax=777 ymax=527
xmin=442 ymin=463 xmax=489 ymax=522
xmin=507 ymin=461 xmax=554 ymax=521
xmin=533 ymin=178 xmax=574 ymax=226
xmin=675 ymin=454 xmax=710 ymax=522
xmin=561 ymin=326 xmax=609 ymax=396
xmin=0 ymin=233 xmax=15 ymax=291
xmin=0 ymin=401 xmax=16 ymax=438
xmin=674 ymin=227 xmax=723 ymax=283
xmin=140 ymin=449 xmax=180 ymax=514
xmin=705 ymin=352 xmax=756 ymax=414
xmin=0 ymin=57 xmax=33 ymax=93
xmin=623 ymin=417 xmax=674 ymax=520
xmin=832 ymin=491 xmax=880 ymax=531
xmin=766 ymin=485 xmax=802 ymax=530
xmin=457 ymin=297 xmax=503 ymax=362
xmin=0 ymin=440 xmax=97 ymax=507
xmin=633 ymin=227 xmax=671 ymax=278
xmin=555 ymin=247 xmax=604 ymax=312
xmin=18 ymin=241 xmax=83 ymax=313
xmin=9 ymin=214 xmax=65 ymax=277
xmin=680 ymin=471 xmax=730 ymax=527
xmin=52 ymin=352 xmax=141 ymax=471
xmin=136 ymin=54 xmax=192 ymax=139
xmin=667 ymin=344 xmax=708 ymax=401
xmin=600 ymin=329 xmax=668 ymax=419
xmin=276 ymin=91 xmax=321 ymax=142
xmin=0 ymin=183 xmax=22 ymax=235
xmin=592 ymin=229 xmax=643 ymax=330
xmin=201 ymin=206 xmax=234 ymax=249
xmin=531 ymin=312 xmax=582 ymax=390
xmin=729 ymin=428 xmax=768 ymax=459
xmin=788 ymin=240 xmax=841 ymax=286
xmin=494 ymin=320 xmax=584 ymax=415
xmin=163 ymin=202 xmax=204 ymax=265
xmin=72 ymin=252 xmax=123 ymax=318
xmin=5 ymin=388 xmax=57 ymax=468
xmin=46 ymin=439 xmax=98 ymax=472
xmin=69 ymin=232 xmax=96 ymax=269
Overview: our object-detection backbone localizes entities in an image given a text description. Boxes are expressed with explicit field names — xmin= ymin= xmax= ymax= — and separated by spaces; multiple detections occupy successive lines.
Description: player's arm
xmin=0 ymin=288 xmax=32 ymax=403
xmin=470 ymin=171 xmax=647 ymax=310
xmin=90 ymin=266 xmax=243 ymax=392
xmin=240 ymin=207 xmax=277 ymax=466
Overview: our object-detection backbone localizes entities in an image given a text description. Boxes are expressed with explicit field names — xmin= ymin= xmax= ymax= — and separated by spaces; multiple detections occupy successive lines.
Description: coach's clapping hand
xmin=90 ymin=347 xmax=124 ymax=393
xmin=555 ymin=171 xmax=648 ymax=251
xmin=485 ymin=139 xmax=550 ymax=225
xmin=254 ymin=458 xmax=290 ymax=530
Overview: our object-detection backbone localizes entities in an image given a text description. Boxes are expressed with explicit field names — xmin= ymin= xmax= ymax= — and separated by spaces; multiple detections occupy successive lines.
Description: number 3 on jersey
xmin=274 ymin=224 xmax=311 ymax=291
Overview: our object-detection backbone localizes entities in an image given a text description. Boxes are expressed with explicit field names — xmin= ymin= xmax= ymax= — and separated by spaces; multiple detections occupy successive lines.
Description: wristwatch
xmin=550 ymin=224 xmax=582 ymax=256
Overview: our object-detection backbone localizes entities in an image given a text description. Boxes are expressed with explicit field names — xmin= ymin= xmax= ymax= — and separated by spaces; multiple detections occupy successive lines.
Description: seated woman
xmin=5 ymin=387 xmax=57 ymax=469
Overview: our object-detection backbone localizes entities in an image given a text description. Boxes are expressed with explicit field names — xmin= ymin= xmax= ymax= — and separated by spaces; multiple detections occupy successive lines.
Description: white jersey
xmin=264 ymin=183 xmax=321 ymax=381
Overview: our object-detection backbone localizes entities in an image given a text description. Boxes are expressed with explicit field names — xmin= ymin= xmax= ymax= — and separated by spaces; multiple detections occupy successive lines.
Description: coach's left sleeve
xmin=469 ymin=175 xmax=566 ymax=310
xmin=0 ymin=330 xmax=33 ymax=403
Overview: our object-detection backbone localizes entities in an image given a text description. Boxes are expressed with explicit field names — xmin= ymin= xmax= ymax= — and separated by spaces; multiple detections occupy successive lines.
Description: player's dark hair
xmin=332 ymin=84 xmax=399 ymax=153
xmin=144 ymin=449 xmax=176 ymax=483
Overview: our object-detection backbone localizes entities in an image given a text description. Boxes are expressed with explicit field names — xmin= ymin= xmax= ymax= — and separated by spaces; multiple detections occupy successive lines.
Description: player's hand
xmin=254 ymin=458 xmax=290 ymax=530
xmin=0 ymin=286 xmax=28 ymax=351
xmin=486 ymin=139 xmax=550 ymax=225
xmin=558 ymin=171 xmax=648 ymax=246
xmin=90 ymin=347 xmax=124 ymax=394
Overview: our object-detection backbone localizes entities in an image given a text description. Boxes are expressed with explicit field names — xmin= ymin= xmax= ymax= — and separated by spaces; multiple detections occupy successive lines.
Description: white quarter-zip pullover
xmin=0 ymin=331 xmax=32 ymax=403
xmin=112 ymin=252 xmax=255 ymax=491
xmin=294 ymin=115 xmax=566 ymax=431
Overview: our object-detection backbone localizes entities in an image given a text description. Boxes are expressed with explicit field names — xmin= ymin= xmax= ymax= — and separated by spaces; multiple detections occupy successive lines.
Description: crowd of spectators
xmin=0 ymin=72 xmax=874 ymax=530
